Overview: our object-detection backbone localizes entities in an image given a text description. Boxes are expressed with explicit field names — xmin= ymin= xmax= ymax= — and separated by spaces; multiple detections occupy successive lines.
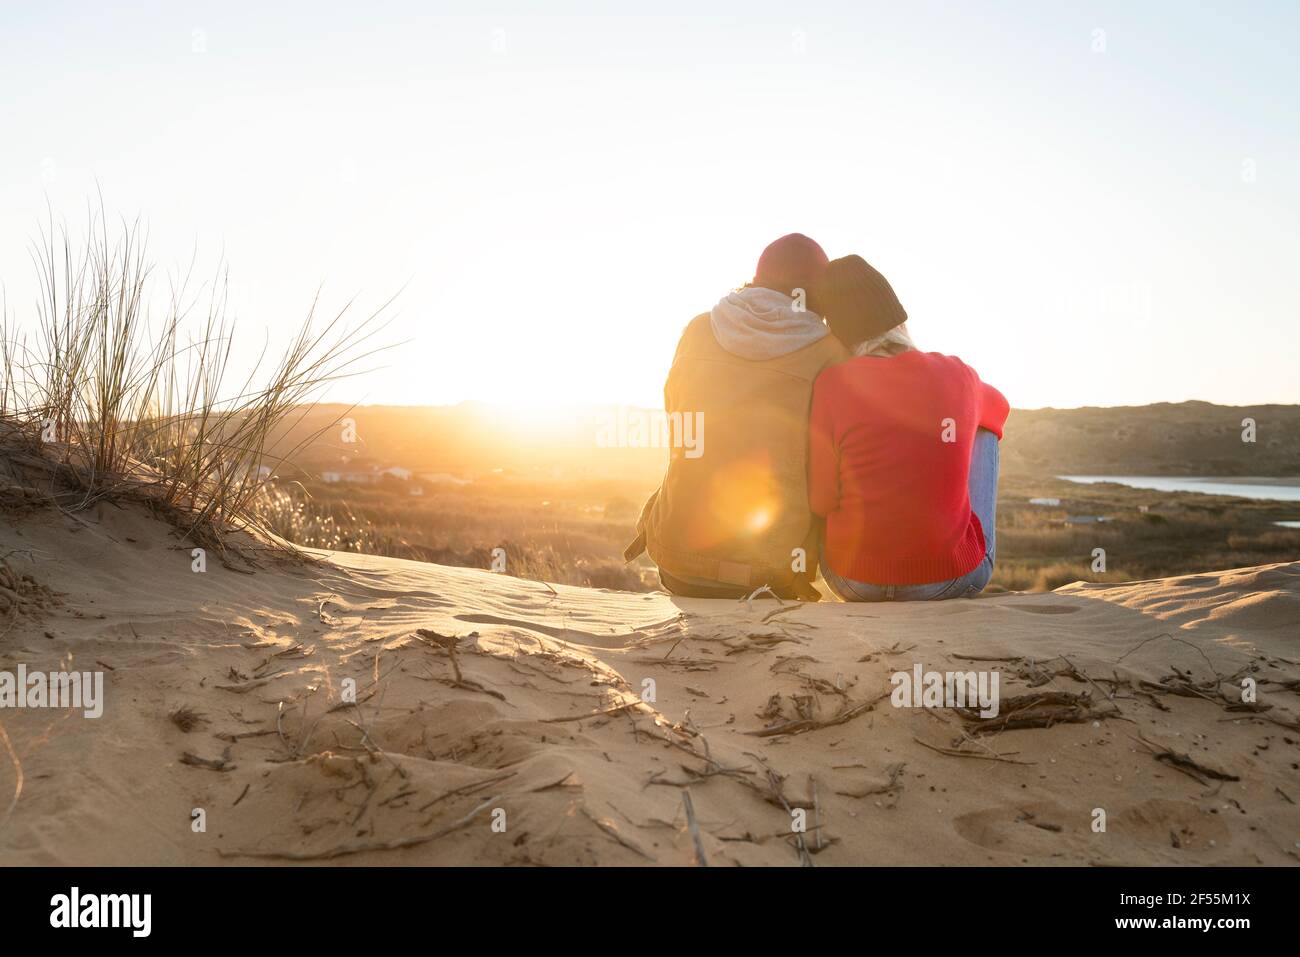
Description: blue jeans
xmin=821 ymin=428 xmax=1000 ymax=602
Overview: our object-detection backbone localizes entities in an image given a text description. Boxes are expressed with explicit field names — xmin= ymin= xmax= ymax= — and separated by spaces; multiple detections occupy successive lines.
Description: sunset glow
xmin=2 ymin=3 xmax=1297 ymax=413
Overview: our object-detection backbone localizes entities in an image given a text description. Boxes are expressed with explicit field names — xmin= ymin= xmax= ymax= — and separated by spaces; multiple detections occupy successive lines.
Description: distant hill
xmin=263 ymin=400 xmax=1300 ymax=480
xmin=1002 ymin=401 xmax=1300 ymax=476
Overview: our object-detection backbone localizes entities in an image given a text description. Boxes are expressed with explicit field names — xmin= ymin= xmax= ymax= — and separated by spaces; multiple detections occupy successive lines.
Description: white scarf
xmin=708 ymin=287 xmax=829 ymax=360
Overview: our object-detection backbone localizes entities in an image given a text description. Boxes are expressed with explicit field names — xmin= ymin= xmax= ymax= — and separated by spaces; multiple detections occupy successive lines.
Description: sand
xmin=1 ymin=500 xmax=1298 ymax=866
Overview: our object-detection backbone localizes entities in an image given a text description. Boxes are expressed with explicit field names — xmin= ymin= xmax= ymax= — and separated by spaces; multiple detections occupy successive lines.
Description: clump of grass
xmin=169 ymin=705 xmax=208 ymax=733
xmin=0 ymin=204 xmax=394 ymax=559
xmin=991 ymin=560 xmax=1131 ymax=592
xmin=249 ymin=483 xmax=385 ymax=553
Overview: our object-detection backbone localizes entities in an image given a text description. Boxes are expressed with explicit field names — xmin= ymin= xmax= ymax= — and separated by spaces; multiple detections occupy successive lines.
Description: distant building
xmin=1064 ymin=515 xmax=1109 ymax=526
xmin=230 ymin=462 xmax=274 ymax=483
xmin=319 ymin=460 xmax=412 ymax=485
xmin=321 ymin=467 xmax=375 ymax=484
xmin=1029 ymin=497 xmax=1061 ymax=506
xmin=417 ymin=472 xmax=471 ymax=486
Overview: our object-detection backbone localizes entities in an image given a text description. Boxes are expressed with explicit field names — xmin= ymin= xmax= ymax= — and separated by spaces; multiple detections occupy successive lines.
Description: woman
xmin=808 ymin=255 xmax=1009 ymax=601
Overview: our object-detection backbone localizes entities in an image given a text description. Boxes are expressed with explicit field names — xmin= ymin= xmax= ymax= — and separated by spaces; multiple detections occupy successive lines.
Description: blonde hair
xmin=853 ymin=321 xmax=916 ymax=358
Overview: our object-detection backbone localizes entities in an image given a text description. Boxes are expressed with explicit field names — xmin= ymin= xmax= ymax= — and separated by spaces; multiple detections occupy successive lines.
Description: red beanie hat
xmin=753 ymin=233 xmax=830 ymax=295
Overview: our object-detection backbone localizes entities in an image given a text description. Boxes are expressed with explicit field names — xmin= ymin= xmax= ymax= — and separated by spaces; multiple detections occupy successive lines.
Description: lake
xmin=1058 ymin=475 xmax=1300 ymax=503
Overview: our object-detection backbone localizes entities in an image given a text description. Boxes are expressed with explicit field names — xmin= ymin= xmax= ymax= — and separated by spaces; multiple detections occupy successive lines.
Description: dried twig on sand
xmin=629 ymin=656 xmax=732 ymax=671
xmin=179 ymin=749 xmax=233 ymax=771
xmin=912 ymin=737 xmax=1033 ymax=764
xmin=723 ymin=632 xmax=803 ymax=655
xmin=214 ymin=674 xmax=285 ymax=694
xmin=680 ymin=790 xmax=709 ymax=866
xmin=581 ymin=807 xmax=656 ymax=862
xmin=0 ymin=721 xmax=24 ymax=832
xmin=748 ymin=691 xmax=889 ymax=737
xmin=542 ymin=700 xmax=644 ymax=723
xmin=215 ymin=727 xmax=277 ymax=742
xmin=742 ymin=585 xmax=784 ymax=612
xmin=529 ymin=771 xmax=578 ymax=793
xmin=316 ymin=596 xmax=340 ymax=625
xmin=810 ymin=775 xmax=825 ymax=851
xmin=417 ymin=770 xmax=516 ymax=815
xmin=1133 ymin=733 xmax=1239 ymax=785
xmin=958 ymin=690 xmax=1114 ymax=736
xmin=952 ymin=653 xmax=1126 ymax=696
xmin=1220 ymin=710 xmax=1300 ymax=732
xmin=414 ymin=628 xmax=505 ymax=700
xmin=765 ymin=767 xmax=813 ymax=866
xmin=761 ymin=605 xmax=800 ymax=624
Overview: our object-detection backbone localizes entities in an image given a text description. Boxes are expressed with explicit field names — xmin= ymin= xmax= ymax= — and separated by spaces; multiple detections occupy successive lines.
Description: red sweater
xmin=809 ymin=351 xmax=1009 ymax=586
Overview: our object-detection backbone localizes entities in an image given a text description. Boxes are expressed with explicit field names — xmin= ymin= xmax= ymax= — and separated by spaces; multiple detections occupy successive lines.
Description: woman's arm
xmin=976 ymin=378 xmax=1010 ymax=439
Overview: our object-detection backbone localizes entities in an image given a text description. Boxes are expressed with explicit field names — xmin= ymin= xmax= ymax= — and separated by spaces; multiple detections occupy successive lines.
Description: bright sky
xmin=1 ymin=1 xmax=1297 ymax=411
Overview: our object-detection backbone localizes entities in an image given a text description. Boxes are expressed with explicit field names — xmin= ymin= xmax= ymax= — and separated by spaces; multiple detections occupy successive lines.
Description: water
xmin=1058 ymin=475 xmax=1300 ymax=503
xmin=1276 ymin=521 xmax=1300 ymax=529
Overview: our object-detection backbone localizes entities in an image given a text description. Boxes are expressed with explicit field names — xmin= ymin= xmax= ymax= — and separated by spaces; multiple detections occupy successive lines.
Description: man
xmin=625 ymin=234 xmax=847 ymax=599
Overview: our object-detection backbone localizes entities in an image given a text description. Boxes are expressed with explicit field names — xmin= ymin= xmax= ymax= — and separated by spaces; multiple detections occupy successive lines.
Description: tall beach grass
xmin=0 ymin=205 xmax=393 ymax=561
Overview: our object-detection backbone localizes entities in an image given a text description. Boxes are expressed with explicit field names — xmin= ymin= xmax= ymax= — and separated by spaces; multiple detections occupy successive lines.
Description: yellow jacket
xmin=629 ymin=313 xmax=846 ymax=589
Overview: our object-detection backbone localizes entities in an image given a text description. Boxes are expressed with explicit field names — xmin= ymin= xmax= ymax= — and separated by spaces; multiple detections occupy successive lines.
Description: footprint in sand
xmin=952 ymin=800 xmax=1080 ymax=855
xmin=1112 ymin=797 xmax=1232 ymax=851
xmin=952 ymin=797 xmax=1230 ymax=859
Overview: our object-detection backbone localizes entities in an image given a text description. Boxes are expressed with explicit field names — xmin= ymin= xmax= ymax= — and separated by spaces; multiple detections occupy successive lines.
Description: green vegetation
xmin=252 ymin=468 xmax=1300 ymax=594
xmin=993 ymin=473 xmax=1300 ymax=591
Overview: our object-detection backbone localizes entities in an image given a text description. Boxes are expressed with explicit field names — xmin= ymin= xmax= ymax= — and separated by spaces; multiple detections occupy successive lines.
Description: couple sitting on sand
xmin=625 ymin=233 xmax=1009 ymax=603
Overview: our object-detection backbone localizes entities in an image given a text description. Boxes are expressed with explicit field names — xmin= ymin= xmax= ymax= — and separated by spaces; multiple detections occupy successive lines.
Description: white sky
xmin=1 ymin=1 xmax=1297 ymax=411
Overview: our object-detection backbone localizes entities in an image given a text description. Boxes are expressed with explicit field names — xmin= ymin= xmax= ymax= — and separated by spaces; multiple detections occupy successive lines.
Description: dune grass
xmin=0 ymin=206 xmax=393 ymax=560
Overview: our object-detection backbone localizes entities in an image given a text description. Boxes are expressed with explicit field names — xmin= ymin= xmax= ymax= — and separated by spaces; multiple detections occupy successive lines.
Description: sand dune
xmin=1 ymin=500 xmax=1297 ymax=866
